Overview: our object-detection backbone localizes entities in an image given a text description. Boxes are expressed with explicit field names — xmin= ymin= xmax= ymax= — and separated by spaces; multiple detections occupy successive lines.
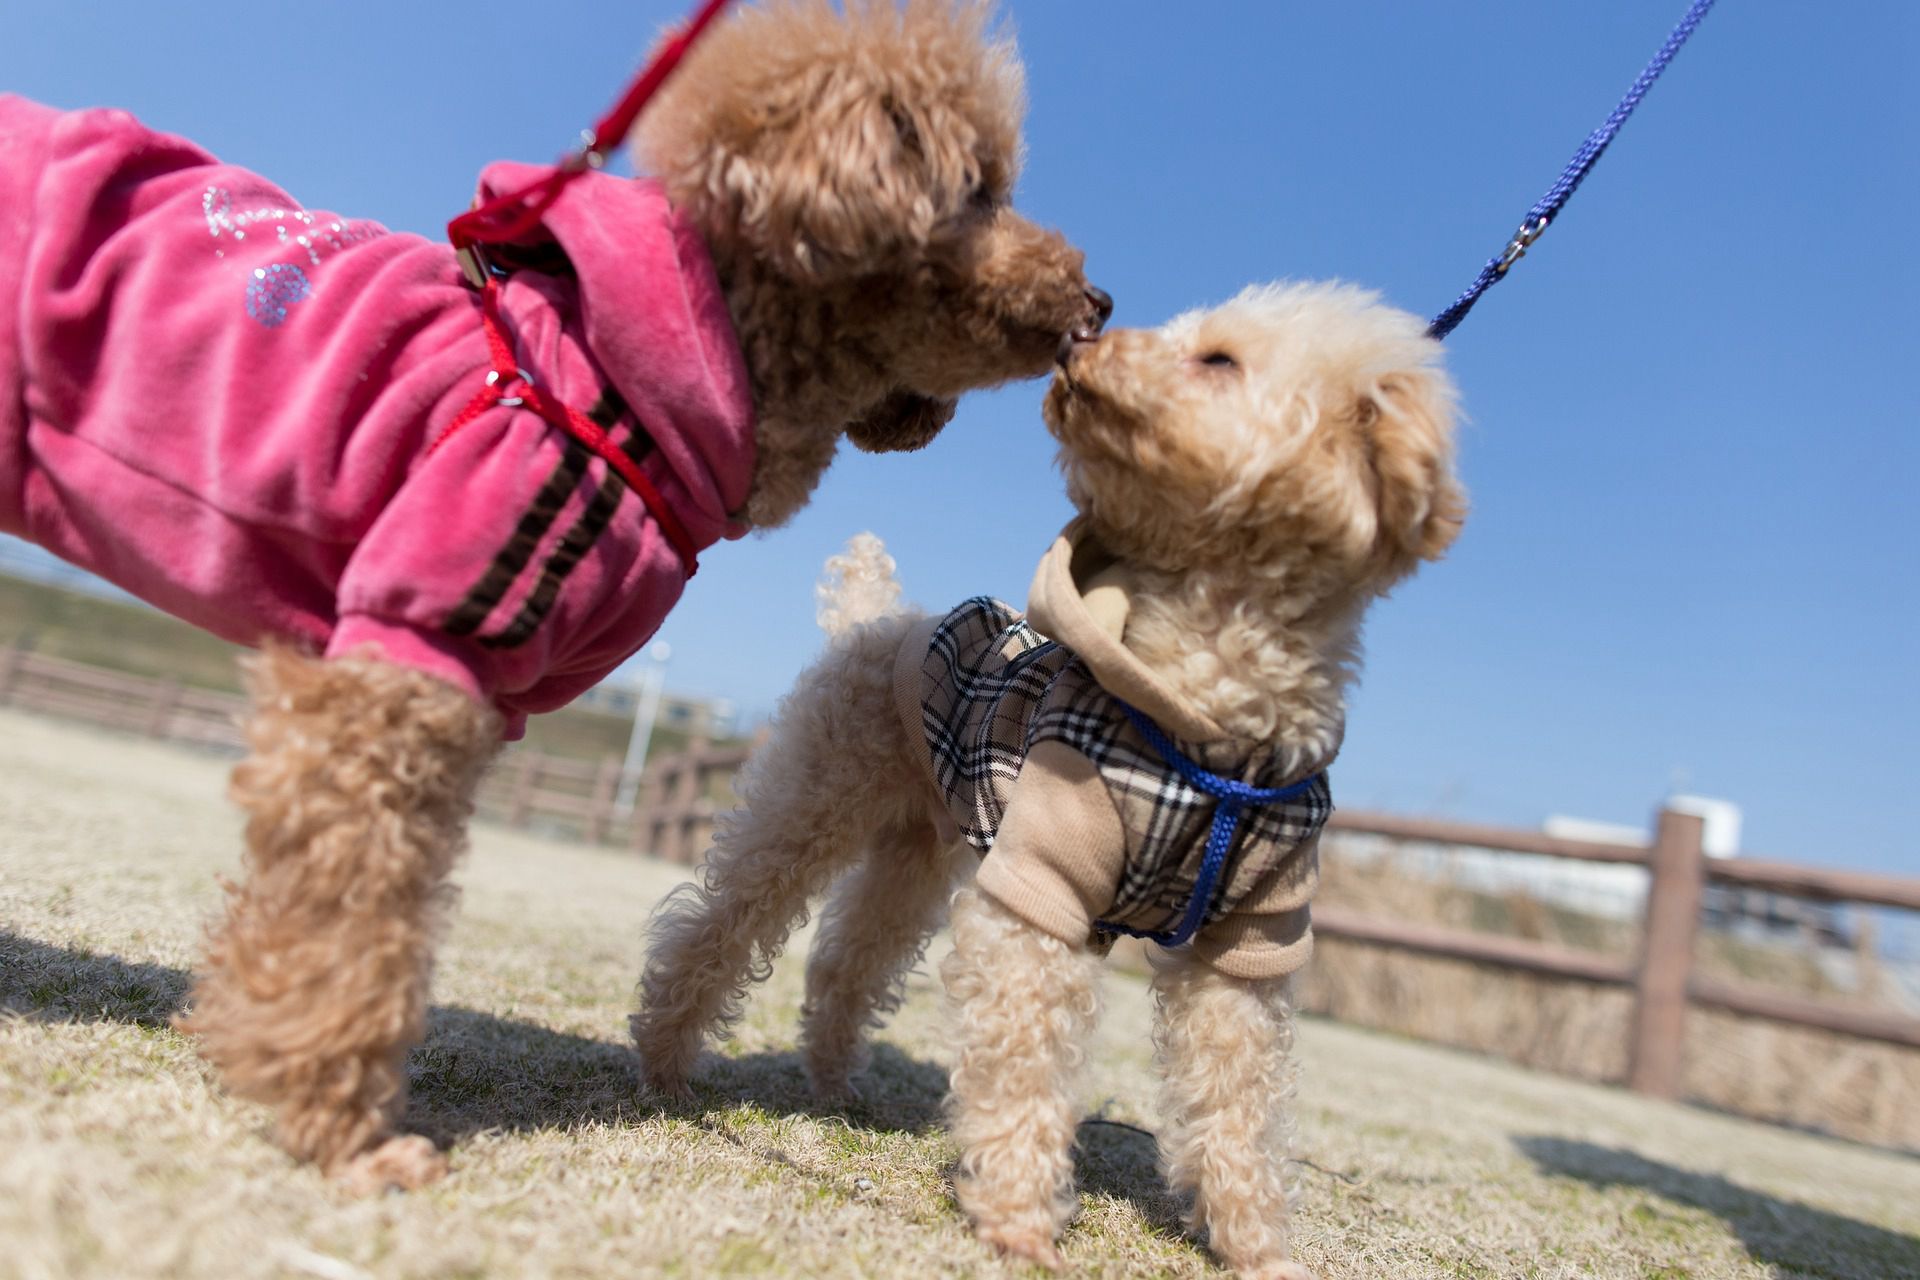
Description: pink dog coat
xmin=0 ymin=96 xmax=755 ymax=736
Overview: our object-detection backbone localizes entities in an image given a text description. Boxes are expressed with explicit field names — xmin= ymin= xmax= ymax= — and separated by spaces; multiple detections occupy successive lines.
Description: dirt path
xmin=3 ymin=708 xmax=1916 ymax=1279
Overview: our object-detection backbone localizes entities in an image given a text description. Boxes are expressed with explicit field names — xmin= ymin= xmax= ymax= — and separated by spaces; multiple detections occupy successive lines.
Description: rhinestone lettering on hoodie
xmin=202 ymin=186 xmax=385 ymax=328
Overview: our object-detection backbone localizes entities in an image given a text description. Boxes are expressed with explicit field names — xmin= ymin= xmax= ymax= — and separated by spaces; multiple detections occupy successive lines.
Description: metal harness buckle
xmin=485 ymin=366 xmax=535 ymax=409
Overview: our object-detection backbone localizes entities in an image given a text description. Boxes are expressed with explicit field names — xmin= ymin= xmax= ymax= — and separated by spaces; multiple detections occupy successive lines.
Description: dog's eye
xmin=968 ymin=183 xmax=996 ymax=213
xmin=1197 ymin=351 xmax=1238 ymax=370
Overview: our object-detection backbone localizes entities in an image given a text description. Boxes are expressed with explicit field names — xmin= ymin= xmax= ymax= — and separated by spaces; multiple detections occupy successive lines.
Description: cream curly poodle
xmin=630 ymin=280 xmax=1466 ymax=1275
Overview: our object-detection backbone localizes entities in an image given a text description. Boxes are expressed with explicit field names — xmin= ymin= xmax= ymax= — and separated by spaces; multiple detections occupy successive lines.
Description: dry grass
xmin=1299 ymin=839 xmax=1920 ymax=1153
xmin=2 ymin=708 xmax=1917 ymax=1279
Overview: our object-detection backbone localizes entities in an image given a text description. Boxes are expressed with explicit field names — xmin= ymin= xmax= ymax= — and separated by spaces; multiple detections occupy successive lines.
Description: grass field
xmin=3 ymin=708 xmax=1918 ymax=1279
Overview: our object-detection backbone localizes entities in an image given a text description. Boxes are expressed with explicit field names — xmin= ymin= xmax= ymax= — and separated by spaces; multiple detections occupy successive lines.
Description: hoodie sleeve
xmin=1190 ymin=831 xmax=1320 ymax=979
xmin=973 ymin=739 xmax=1128 ymax=945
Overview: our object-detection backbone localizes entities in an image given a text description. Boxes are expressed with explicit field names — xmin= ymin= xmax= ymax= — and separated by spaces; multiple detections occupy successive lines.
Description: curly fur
xmin=1151 ymin=952 xmax=1308 ymax=1278
xmin=163 ymin=0 xmax=1100 ymax=1193
xmin=630 ymin=282 xmax=1464 ymax=1275
xmin=628 ymin=606 xmax=935 ymax=1095
xmin=177 ymin=646 xmax=499 ymax=1189
xmin=941 ymin=889 xmax=1102 ymax=1268
xmin=636 ymin=0 xmax=1108 ymax=527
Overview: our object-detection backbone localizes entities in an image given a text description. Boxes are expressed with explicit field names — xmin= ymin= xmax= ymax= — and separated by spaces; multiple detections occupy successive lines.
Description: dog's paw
xmin=804 ymin=1065 xmax=862 ymax=1105
xmin=336 ymin=1134 xmax=447 ymax=1196
xmin=975 ymin=1222 xmax=1065 ymax=1272
xmin=635 ymin=1060 xmax=696 ymax=1101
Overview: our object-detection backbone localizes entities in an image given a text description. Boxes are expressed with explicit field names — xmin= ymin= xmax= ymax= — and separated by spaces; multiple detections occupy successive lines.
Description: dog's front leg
xmin=1150 ymin=951 xmax=1315 ymax=1280
xmin=178 ymin=646 xmax=499 ymax=1193
xmin=940 ymin=888 xmax=1102 ymax=1271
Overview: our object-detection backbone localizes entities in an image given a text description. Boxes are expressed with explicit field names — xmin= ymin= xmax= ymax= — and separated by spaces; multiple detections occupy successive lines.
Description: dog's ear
xmin=719 ymin=87 xmax=970 ymax=280
xmin=631 ymin=1 xmax=1017 ymax=281
xmin=845 ymin=391 xmax=957 ymax=453
xmin=1360 ymin=367 xmax=1467 ymax=566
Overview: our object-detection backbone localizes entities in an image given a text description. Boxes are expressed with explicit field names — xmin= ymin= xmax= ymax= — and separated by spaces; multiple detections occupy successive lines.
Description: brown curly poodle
xmin=2 ymin=0 xmax=1104 ymax=1192
xmin=629 ymin=281 xmax=1466 ymax=1276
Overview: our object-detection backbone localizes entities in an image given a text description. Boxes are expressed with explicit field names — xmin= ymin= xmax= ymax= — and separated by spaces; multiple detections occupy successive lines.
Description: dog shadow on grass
xmin=413 ymin=1003 xmax=958 ymax=1143
xmin=0 ymin=932 xmax=941 ymax=1139
xmin=0 ymin=930 xmax=1187 ymax=1232
xmin=0 ymin=930 xmax=190 ymax=1029
xmin=5 ymin=930 xmax=1188 ymax=1233
xmin=1515 ymin=1135 xmax=1920 ymax=1279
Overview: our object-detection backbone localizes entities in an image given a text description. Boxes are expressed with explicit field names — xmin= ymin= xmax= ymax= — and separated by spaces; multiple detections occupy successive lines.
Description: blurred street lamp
xmin=615 ymin=642 xmax=671 ymax=816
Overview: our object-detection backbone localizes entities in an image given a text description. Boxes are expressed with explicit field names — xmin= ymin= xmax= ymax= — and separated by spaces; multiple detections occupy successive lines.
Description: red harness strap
xmin=430 ymin=278 xmax=702 ymax=578
xmin=432 ymin=0 xmax=736 ymax=581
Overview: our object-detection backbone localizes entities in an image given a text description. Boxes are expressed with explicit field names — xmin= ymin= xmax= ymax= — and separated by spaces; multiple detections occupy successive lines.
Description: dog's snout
xmin=1056 ymin=326 xmax=1101 ymax=369
xmin=1059 ymin=287 xmax=1110 ymax=368
xmin=1086 ymin=285 xmax=1113 ymax=329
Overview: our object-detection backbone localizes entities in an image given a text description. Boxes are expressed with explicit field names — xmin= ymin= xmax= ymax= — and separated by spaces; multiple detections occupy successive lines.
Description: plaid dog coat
xmin=917 ymin=596 xmax=1334 ymax=948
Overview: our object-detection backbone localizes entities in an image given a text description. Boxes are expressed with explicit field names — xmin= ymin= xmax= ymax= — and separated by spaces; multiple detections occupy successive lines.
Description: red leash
xmin=435 ymin=0 xmax=737 ymax=579
xmin=448 ymin=0 xmax=735 ymax=255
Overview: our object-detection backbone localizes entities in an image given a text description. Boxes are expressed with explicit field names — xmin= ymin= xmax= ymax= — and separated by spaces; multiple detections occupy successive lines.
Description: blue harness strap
xmin=1428 ymin=0 xmax=1718 ymax=340
xmin=1095 ymin=703 xmax=1326 ymax=950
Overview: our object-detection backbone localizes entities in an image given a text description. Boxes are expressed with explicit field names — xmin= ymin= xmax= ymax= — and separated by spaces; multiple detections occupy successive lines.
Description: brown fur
xmin=172 ymin=0 xmax=1101 ymax=1191
xmin=636 ymin=0 xmax=1108 ymax=527
xmin=177 ymin=646 xmax=499 ymax=1190
xmin=629 ymin=282 xmax=1464 ymax=1275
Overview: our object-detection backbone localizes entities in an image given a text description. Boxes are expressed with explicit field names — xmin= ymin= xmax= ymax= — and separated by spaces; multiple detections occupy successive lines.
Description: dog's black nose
xmin=1086 ymin=285 xmax=1113 ymax=328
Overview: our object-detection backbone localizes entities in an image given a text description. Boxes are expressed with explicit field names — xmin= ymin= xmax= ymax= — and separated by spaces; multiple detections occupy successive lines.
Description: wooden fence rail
xmin=3 ymin=640 xmax=1914 ymax=1094
xmin=1322 ymin=804 xmax=1920 ymax=1093
xmin=0 ymin=642 xmax=747 ymax=857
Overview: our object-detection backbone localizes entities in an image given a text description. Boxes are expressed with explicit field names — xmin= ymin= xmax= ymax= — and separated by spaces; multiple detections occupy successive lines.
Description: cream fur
xmin=628 ymin=282 xmax=1464 ymax=1275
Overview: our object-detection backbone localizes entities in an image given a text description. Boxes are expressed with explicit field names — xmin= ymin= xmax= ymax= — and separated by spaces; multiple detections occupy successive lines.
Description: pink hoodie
xmin=0 ymin=96 xmax=755 ymax=736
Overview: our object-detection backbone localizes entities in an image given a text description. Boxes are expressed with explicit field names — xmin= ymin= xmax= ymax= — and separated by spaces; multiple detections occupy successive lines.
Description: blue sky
xmin=7 ymin=1 xmax=1916 ymax=879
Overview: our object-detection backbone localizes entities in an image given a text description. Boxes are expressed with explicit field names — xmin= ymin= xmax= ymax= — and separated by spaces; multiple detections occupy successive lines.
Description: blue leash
xmin=1428 ymin=0 xmax=1718 ymax=340
xmin=1096 ymin=703 xmax=1325 ymax=950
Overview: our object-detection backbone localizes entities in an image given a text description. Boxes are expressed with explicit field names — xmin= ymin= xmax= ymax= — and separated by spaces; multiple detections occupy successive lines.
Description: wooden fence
xmin=1318 ymin=807 xmax=1920 ymax=1098
xmin=0 ymin=646 xmax=249 ymax=751
xmin=3 ymin=641 xmax=1915 ymax=1100
xmin=0 ymin=643 xmax=748 ymax=857
xmin=473 ymin=736 xmax=751 ymax=857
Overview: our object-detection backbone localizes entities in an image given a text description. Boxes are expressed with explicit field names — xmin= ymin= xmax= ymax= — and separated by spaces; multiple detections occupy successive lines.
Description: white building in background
xmin=1661 ymin=794 xmax=1744 ymax=858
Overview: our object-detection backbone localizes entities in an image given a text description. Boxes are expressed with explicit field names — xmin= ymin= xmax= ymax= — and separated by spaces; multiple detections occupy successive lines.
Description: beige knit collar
xmin=1024 ymin=519 xmax=1230 ymax=744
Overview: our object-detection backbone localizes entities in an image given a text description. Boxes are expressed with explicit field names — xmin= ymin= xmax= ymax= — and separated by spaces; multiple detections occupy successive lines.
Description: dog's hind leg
xmin=630 ymin=617 xmax=921 ymax=1096
xmin=1150 ymin=951 xmax=1315 ymax=1280
xmin=941 ymin=888 xmax=1102 ymax=1271
xmin=799 ymin=817 xmax=958 ymax=1099
xmin=178 ymin=646 xmax=499 ymax=1193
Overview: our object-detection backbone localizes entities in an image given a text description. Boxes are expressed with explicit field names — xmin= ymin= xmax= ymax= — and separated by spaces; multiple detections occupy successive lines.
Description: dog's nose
xmin=1085 ymin=285 xmax=1113 ymax=328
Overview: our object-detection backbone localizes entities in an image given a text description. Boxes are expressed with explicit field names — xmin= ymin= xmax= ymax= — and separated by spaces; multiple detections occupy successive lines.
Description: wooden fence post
xmin=145 ymin=680 xmax=183 ymax=739
xmin=0 ymin=641 xmax=24 ymax=704
xmin=585 ymin=756 xmax=621 ymax=846
xmin=664 ymin=744 xmax=707 ymax=864
xmin=1627 ymin=806 xmax=1707 ymax=1098
xmin=507 ymin=750 xmax=541 ymax=828
xmin=631 ymin=764 xmax=665 ymax=855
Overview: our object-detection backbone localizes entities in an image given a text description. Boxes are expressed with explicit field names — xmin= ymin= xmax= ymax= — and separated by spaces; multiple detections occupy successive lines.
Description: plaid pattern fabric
xmin=920 ymin=598 xmax=1333 ymax=943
